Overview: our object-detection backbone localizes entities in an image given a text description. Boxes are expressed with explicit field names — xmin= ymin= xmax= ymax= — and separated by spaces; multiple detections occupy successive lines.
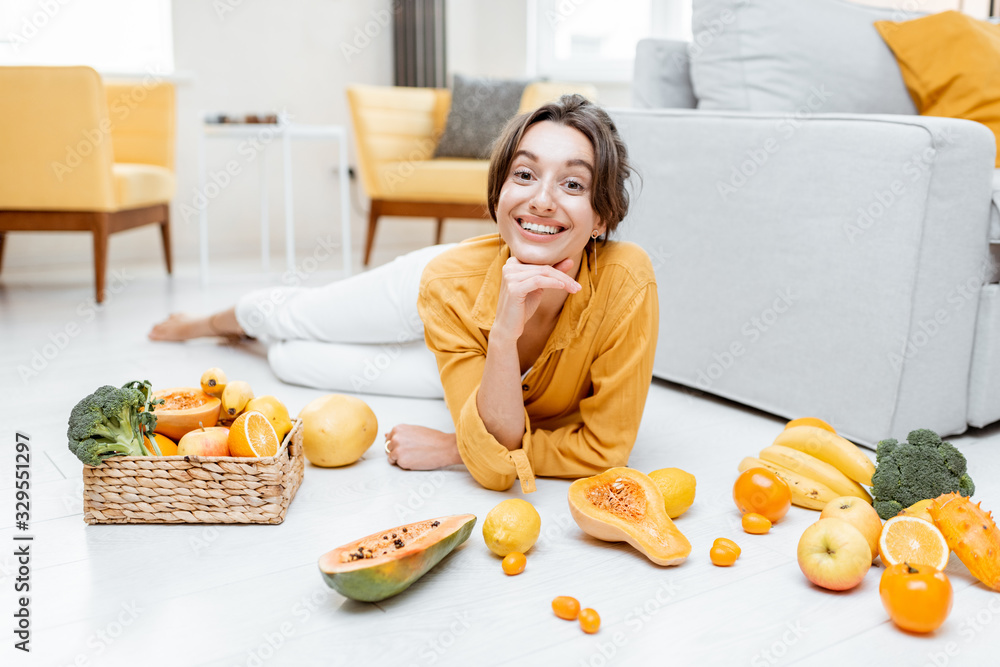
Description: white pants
xmin=234 ymin=243 xmax=456 ymax=398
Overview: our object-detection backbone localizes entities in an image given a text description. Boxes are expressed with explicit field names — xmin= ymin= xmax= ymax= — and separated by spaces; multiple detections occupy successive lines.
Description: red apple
xmin=797 ymin=518 xmax=872 ymax=591
xmin=820 ymin=496 xmax=883 ymax=563
xmin=177 ymin=426 xmax=230 ymax=457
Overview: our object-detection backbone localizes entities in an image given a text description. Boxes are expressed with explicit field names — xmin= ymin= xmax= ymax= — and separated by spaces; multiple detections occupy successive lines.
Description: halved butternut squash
xmin=568 ymin=467 xmax=691 ymax=566
xmin=151 ymin=387 xmax=222 ymax=441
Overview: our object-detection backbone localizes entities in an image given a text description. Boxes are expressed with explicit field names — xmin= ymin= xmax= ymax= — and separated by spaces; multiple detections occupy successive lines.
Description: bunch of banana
xmin=199 ymin=368 xmax=292 ymax=439
xmin=738 ymin=419 xmax=876 ymax=511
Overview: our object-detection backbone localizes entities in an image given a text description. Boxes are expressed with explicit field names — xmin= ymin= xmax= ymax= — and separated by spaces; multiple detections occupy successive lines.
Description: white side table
xmin=197 ymin=121 xmax=352 ymax=284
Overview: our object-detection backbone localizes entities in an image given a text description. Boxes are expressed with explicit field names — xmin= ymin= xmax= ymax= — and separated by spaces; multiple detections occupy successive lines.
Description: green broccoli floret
xmin=67 ymin=380 xmax=161 ymax=466
xmin=871 ymin=428 xmax=975 ymax=519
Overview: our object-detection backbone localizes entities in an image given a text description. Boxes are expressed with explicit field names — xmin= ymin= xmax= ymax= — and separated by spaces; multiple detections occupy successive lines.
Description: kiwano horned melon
xmin=929 ymin=493 xmax=1000 ymax=591
xmin=319 ymin=514 xmax=476 ymax=602
xmin=568 ymin=467 xmax=691 ymax=566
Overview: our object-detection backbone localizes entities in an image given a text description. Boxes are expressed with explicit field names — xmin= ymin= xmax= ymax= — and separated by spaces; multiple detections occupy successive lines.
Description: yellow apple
xmin=177 ymin=426 xmax=230 ymax=457
xmin=820 ymin=496 xmax=883 ymax=563
xmin=797 ymin=518 xmax=872 ymax=591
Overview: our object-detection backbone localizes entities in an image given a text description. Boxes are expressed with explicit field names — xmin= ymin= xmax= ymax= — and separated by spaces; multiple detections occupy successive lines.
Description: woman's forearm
xmin=476 ymin=333 xmax=526 ymax=451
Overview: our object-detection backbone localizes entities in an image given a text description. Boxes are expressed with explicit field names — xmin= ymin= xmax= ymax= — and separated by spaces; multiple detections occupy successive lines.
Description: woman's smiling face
xmin=496 ymin=120 xmax=605 ymax=269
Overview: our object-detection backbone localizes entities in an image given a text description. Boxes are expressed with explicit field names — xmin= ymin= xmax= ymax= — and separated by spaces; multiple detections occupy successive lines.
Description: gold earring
xmin=591 ymin=230 xmax=599 ymax=277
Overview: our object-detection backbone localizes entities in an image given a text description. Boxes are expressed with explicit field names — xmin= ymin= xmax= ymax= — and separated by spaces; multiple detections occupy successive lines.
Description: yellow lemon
xmin=648 ymin=467 xmax=697 ymax=519
xmin=245 ymin=395 xmax=293 ymax=441
xmin=482 ymin=499 xmax=541 ymax=557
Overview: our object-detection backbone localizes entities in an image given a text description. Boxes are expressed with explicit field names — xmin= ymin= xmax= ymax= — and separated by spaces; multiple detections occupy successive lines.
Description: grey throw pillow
xmin=690 ymin=0 xmax=922 ymax=114
xmin=433 ymin=74 xmax=529 ymax=159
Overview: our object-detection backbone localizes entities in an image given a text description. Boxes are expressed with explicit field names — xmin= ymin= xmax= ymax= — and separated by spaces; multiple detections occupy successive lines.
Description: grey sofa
xmin=614 ymin=0 xmax=1000 ymax=446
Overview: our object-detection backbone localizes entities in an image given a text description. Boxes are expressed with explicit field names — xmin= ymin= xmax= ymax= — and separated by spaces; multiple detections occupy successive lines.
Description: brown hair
xmin=487 ymin=94 xmax=633 ymax=237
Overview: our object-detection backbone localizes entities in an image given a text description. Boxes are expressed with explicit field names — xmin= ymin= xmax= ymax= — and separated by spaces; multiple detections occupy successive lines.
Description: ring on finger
xmin=384 ymin=440 xmax=391 ymax=454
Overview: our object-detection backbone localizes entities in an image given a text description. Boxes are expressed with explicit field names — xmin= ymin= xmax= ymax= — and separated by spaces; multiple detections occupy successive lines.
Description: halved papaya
xmin=151 ymin=387 xmax=222 ymax=441
xmin=319 ymin=514 xmax=476 ymax=602
xmin=568 ymin=467 xmax=691 ymax=566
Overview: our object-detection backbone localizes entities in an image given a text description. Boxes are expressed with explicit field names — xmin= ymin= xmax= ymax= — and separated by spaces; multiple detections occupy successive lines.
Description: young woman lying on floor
xmin=150 ymin=95 xmax=657 ymax=492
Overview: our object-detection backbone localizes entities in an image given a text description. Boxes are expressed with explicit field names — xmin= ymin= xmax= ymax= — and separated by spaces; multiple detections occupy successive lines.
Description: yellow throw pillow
xmin=875 ymin=11 xmax=1000 ymax=166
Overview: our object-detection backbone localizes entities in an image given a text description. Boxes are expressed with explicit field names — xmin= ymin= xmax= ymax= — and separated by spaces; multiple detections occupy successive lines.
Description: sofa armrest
xmin=632 ymin=39 xmax=696 ymax=110
xmin=103 ymin=80 xmax=176 ymax=171
xmin=611 ymin=108 xmax=995 ymax=443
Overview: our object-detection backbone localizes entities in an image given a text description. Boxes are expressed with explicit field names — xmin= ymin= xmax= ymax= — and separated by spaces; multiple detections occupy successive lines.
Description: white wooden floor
xmin=3 ymin=254 xmax=1000 ymax=667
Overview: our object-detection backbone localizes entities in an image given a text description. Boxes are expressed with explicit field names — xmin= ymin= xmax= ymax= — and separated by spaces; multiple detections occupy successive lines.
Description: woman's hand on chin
xmin=384 ymin=425 xmax=462 ymax=470
xmin=492 ymin=256 xmax=581 ymax=341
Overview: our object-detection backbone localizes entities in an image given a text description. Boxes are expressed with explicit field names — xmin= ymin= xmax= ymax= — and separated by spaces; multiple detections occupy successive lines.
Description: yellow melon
xmin=298 ymin=394 xmax=378 ymax=467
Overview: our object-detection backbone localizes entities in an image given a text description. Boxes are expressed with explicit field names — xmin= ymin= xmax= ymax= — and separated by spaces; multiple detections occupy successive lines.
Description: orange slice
xmin=784 ymin=417 xmax=836 ymax=433
xmin=878 ymin=515 xmax=949 ymax=570
xmin=227 ymin=410 xmax=280 ymax=458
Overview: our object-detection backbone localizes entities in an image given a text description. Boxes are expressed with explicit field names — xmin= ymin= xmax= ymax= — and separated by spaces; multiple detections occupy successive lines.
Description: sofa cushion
xmin=633 ymin=39 xmax=697 ymax=109
xmin=433 ymin=74 xmax=527 ymax=159
xmin=112 ymin=163 xmax=175 ymax=210
xmin=876 ymin=11 xmax=1000 ymax=168
xmin=376 ymin=158 xmax=488 ymax=204
xmin=690 ymin=0 xmax=919 ymax=114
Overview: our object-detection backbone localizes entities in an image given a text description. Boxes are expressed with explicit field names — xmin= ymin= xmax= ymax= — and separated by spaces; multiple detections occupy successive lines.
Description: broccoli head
xmin=871 ymin=428 xmax=975 ymax=519
xmin=67 ymin=380 xmax=161 ymax=466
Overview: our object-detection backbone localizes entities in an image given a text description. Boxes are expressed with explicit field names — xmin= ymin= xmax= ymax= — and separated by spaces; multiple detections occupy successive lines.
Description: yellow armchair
xmin=347 ymin=81 xmax=597 ymax=265
xmin=0 ymin=66 xmax=175 ymax=303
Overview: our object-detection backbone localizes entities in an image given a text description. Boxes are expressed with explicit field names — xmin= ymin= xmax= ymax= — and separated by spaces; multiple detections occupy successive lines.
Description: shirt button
xmin=522 ymin=384 xmax=529 ymax=391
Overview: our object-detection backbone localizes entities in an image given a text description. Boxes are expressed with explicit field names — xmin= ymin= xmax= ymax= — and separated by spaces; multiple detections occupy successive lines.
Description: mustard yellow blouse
xmin=418 ymin=233 xmax=658 ymax=492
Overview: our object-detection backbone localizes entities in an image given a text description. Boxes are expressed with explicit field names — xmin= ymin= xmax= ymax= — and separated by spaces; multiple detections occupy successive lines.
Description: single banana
xmin=772 ymin=425 xmax=875 ymax=487
xmin=738 ymin=457 xmax=838 ymax=510
xmin=220 ymin=380 xmax=254 ymax=421
xmin=200 ymin=367 xmax=228 ymax=398
xmin=759 ymin=444 xmax=872 ymax=503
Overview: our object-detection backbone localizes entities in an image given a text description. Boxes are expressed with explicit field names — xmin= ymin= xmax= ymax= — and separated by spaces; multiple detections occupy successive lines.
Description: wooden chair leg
xmin=0 ymin=231 xmax=5 ymax=275
xmin=363 ymin=201 xmax=381 ymax=266
xmin=435 ymin=218 xmax=444 ymax=245
xmin=92 ymin=213 xmax=109 ymax=304
xmin=160 ymin=206 xmax=173 ymax=274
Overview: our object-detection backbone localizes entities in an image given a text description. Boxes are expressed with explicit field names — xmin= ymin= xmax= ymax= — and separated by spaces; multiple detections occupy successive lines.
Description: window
xmin=528 ymin=0 xmax=690 ymax=82
xmin=0 ymin=0 xmax=174 ymax=75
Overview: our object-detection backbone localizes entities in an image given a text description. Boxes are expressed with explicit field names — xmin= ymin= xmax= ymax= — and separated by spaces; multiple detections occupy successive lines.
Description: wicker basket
xmin=83 ymin=420 xmax=304 ymax=524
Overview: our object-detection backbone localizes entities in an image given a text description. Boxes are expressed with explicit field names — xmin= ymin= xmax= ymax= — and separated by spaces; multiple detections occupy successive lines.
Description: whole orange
xmin=733 ymin=468 xmax=791 ymax=523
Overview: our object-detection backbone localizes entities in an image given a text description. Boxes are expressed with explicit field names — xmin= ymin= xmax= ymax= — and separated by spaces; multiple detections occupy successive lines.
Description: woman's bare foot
xmin=149 ymin=309 xmax=244 ymax=341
